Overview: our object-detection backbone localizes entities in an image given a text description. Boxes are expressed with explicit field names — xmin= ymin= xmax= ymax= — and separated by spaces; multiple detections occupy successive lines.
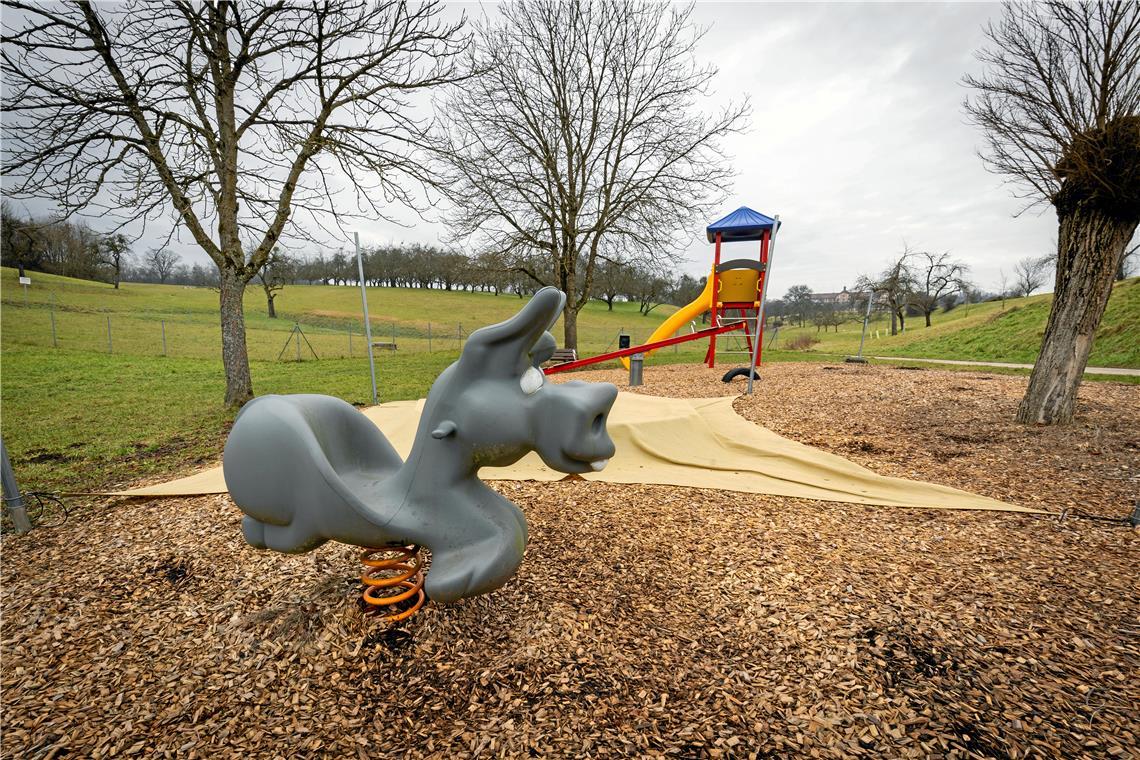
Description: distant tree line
xmin=2 ymin=205 xmax=711 ymax=317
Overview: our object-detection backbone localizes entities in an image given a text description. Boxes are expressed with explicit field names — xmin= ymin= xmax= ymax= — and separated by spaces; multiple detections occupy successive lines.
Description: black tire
xmin=721 ymin=367 xmax=760 ymax=383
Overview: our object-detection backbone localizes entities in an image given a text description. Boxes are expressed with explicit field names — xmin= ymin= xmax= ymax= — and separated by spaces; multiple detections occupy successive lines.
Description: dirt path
xmin=870 ymin=355 xmax=1140 ymax=375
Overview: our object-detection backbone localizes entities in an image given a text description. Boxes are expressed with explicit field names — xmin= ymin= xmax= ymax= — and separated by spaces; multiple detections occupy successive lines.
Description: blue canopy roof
xmin=706 ymin=206 xmax=779 ymax=243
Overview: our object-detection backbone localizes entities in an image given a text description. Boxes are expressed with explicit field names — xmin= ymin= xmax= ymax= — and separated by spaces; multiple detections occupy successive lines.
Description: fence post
xmin=106 ymin=315 xmax=113 ymax=354
xmin=392 ymin=321 xmax=396 ymax=348
xmin=161 ymin=319 xmax=167 ymax=356
xmin=50 ymin=295 xmax=58 ymax=348
xmin=348 ymin=327 xmax=353 ymax=357
xmin=296 ymin=323 xmax=302 ymax=362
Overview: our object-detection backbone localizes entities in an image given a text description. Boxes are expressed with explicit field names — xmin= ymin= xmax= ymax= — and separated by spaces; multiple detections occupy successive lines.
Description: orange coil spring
xmin=360 ymin=545 xmax=426 ymax=623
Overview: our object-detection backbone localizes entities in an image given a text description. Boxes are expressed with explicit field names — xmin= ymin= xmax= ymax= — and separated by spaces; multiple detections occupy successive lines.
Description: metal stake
xmin=348 ymin=328 xmax=353 ymax=357
xmin=747 ymin=215 xmax=779 ymax=395
xmin=50 ymin=296 xmax=58 ymax=348
xmin=427 ymin=321 xmax=432 ymax=352
xmin=1 ymin=439 xmax=33 ymax=534
xmin=106 ymin=315 xmax=113 ymax=354
xmin=161 ymin=319 xmax=167 ymax=356
xmin=354 ymin=232 xmax=378 ymax=405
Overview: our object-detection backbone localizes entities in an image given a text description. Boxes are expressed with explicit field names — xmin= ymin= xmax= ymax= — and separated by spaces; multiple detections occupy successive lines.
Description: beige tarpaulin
xmin=106 ymin=393 xmax=1039 ymax=513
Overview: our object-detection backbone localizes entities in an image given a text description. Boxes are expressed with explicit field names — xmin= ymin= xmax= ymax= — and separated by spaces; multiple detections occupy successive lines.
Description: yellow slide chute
xmin=621 ymin=268 xmax=716 ymax=369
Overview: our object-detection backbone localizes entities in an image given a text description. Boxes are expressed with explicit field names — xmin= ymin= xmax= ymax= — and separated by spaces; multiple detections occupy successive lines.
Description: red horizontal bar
xmin=544 ymin=321 xmax=746 ymax=374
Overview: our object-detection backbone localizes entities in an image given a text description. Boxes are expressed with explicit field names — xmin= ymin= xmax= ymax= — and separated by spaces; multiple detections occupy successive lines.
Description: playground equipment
xmin=546 ymin=207 xmax=780 ymax=389
xmin=223 ymin=287 xmax=618 ymax=620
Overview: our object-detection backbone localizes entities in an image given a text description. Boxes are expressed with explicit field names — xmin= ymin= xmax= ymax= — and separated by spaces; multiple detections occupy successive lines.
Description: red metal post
xmin=705 ymin=232 xmax=722 ymax=368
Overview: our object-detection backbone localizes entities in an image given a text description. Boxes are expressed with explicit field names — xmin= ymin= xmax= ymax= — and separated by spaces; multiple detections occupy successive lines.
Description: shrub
xmin=785 ymin=334 xmax=820 ymax=351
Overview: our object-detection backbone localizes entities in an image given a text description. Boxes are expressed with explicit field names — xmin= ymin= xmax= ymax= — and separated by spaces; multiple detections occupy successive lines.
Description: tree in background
xmin=3 ymin=1 xmax=467 ymax=406
xmin=908 ymin=249 xmax=969 ymax=327
xmin=145 ymin=248 xmax=182 ymax=284
xmin=434 ymin=0 xmax=747 ymax=350
xmin=1011 ymin=255 xmax=1052 ymax=298
xmin=255 ymin=248 xmax=296 ymax=319
xmin=97 ymin=233 xmax=131 ymax=290
xmin=784 ymin=285 xmax=814 ymax=327
xmin=964 ymin=1 xmax=1140 ymax=424
xmin=857 ymin=253 xmax=916 ymax=336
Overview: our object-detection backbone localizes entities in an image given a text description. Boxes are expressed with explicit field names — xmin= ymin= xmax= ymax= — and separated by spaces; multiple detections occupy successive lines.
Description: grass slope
xmin=764 ymin=277 xmax=1139 ymax=368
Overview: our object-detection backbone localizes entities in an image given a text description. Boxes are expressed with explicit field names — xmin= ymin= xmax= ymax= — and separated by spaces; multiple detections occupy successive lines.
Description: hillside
xmin=766 ymin=277 xmax=1139 ymax=369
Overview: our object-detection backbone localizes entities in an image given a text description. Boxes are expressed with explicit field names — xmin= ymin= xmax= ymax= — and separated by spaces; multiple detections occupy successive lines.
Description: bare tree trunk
xmin=266 ymin=293 xmax=277 ymax=319
xmin=924 ymin=310 xmax=932 ymax=327
xmin=219 ymin=268 xmax=253 ymax=407
xmin=1016 ymin=207 xmax=1136 ymax=424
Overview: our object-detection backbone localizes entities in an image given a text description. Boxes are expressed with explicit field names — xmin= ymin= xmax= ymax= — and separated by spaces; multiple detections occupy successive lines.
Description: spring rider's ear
xmin=529 ymin=331 xmax=557 ymax=368
xmin=431 ymin=420 xmax=458 ymax=439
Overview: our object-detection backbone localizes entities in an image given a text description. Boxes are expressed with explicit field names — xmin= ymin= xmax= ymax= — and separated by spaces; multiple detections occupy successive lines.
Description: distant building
xmin=809 ymin=286 xmax=863 ymax=306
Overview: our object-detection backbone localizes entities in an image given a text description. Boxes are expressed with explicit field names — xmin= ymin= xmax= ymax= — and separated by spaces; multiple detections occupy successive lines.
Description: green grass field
xmin=1 ymin=267 xmax=1136 ymax=495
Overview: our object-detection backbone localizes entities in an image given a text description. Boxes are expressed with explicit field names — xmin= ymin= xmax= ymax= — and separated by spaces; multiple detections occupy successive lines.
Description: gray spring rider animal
xmin=223 ymin=287 xmax=618 ymax=603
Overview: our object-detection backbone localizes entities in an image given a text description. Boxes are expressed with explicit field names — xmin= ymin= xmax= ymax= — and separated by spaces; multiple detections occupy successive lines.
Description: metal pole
xmin=747 ymin=215 xmax=779 ymax=395
xmin=1 ymin=439 xmax=33 ymax=534
xmin=161 ymin=319 xmax=167 ymax=356
xmin=427 ymin=321 xmax=432 ymax=352
xmin=348 ymin=327 xmax=353 ymax=357
xmin=106 ymin=315 xmax=113 ymax=354
xmin=354 ymin=232 xmax=378 ymax=405
xmin=629 ymin=353 xmax=644 ymax=386
xmin=50 ymin=295 xmax=58 ymax=348
xmin=295 ymin=324 xmax=301 ymax=362
xmin=856 ymin=291 xmax=875 ymax=358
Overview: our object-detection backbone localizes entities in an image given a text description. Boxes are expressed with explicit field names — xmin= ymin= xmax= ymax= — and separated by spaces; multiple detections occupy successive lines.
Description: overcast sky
xmin=9 ymin=2 xmax=1066 ymax=299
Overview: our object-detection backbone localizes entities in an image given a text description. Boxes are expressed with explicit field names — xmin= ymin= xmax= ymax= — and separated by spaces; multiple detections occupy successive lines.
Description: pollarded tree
xmin=964 ymin=1 xmax=1140 ymax=424
xmin=2 ymin=1 xmax=467 ymax=406
xmin=434 ymin=0 xmax=748 ymax=350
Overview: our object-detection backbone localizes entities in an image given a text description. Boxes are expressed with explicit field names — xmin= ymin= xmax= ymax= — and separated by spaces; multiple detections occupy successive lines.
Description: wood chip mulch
xmin=3 ymin=363 xmax=1137 ymax=759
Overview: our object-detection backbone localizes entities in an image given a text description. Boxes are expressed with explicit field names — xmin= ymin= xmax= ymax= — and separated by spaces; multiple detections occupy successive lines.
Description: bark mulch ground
xmin=3 ymin=363 xmax=1137 ymax=759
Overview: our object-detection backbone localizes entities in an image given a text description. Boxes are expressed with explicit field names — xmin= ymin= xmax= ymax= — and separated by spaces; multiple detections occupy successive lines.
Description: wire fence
xmin=1 ymin=301 xmax=702 ymax=362
xmin=0 ymin=299 xmax=477 ymax=361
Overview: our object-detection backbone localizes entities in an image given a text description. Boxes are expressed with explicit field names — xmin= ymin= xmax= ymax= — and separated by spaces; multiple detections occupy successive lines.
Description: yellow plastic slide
xmin=621 ymin=270 xmax=714 ymax=369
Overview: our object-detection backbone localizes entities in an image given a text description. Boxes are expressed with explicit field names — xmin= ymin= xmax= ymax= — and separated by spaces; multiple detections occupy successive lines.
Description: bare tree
xmin=1011 ymin=254 xmax=1052 ymax=298
xmin=857 ymin=253 xmax=915 ymax=336
xmin=255 ymin=247 xmax=295 ymax=318
xmin=909 ymin=249 xmax=969 ymax=327
xmin=97 ymin=233 xmax=130 ymax=289
xmin=997 ymin=269 xmax=1010 ymax=309
xmin=964 ymin=2 xmax=1140 ymax=424
xmin=784 ymin=285 xmax=814 ymax=328
xmin=146 ymin=248 xmax=182 ymax=284
xmin=2 ymin=1 xmax=467 ymax=406
xmin=434 ymin=0 xmax=747 ymax=350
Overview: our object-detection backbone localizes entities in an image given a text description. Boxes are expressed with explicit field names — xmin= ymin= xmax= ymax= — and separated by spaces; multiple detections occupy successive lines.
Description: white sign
xmin=18 ymin=276 xmax=31 ymax=286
